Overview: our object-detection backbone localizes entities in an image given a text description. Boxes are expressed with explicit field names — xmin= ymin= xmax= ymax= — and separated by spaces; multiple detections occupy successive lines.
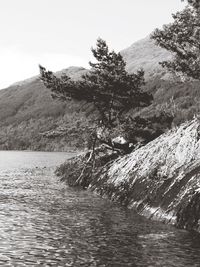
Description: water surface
xmin=0 ymin=151 xmax=200 ymax=266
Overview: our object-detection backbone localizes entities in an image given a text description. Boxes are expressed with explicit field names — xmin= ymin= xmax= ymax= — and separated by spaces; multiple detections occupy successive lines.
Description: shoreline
xmin=57 ymin=119 xmax=200 ymax=233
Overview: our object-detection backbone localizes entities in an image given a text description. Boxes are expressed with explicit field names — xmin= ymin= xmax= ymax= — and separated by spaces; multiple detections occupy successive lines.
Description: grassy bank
xmin=56 ymin=119 xmax=200 ymax=232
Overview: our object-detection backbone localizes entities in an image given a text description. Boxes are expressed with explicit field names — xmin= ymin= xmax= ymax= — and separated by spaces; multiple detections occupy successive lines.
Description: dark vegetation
xmin=0 ymin=68 xmax=95 ymax=151
xmin=152 ymin=0 xmax=200 ymax=80
xmin=40 ymin=38 xmax=161 ymax=184
xmin=40 ymin=38 xmax=155 ymax=153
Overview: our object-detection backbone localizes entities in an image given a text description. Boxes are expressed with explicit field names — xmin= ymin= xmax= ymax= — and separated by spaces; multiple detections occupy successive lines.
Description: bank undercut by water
xmin=56 ymin=119 xmax=200 ymax=233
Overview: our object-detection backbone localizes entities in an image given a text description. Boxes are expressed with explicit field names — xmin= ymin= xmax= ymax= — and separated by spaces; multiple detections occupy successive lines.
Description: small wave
xmin=138 ymin=232 xmax=175 ymax=240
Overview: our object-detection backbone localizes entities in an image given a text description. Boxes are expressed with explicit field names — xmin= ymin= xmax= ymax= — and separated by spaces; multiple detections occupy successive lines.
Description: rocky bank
xmin=58 ymin=119 xmax=200 ymax=232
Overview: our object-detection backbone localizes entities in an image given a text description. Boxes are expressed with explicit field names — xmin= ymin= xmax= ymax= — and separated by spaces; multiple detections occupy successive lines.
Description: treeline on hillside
xmin=0 ymin=73 xmax=199 ymax=151
xmin=0 ymin=75 xmax=199 ymax=151
xmin=0 ymin=115 xmax=93 ymax=151
xmin=141 ymin=77 xmax=200 ymax=125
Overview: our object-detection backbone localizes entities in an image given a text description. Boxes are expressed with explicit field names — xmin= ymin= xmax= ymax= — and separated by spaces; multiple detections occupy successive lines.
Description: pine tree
xmin=40 ymin=38 xmax=152 ymax=130
xmin=39 ymin=38 xmax=168 ymax=187
xmin=151 ymin=0 xmax=200 ymax=80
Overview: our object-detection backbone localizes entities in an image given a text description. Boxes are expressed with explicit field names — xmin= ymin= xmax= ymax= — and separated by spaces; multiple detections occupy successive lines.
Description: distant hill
xmin=0 ymin=36 xmax=199 ymax=151
xmin=121 ymin=35 xmax=172 ymax=78
xmin=0 ymin=67 xmax=95 ymax=151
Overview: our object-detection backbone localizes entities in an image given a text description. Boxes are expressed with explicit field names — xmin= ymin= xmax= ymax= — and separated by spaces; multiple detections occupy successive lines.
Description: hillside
xmin=121 ymin=35 xmax=172 ymax=78
xmin=122 ymin=36 xmax=200 ymax=125
xmin=0 ymin=67 xmax=95 ymax=151
xmin=0 ymin=36 xmax=200 ymax=151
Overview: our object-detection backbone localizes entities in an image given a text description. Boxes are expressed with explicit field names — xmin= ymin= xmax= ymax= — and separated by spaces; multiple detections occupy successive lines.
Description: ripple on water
xmin=0 ymin=151 xmax=200 ymax=266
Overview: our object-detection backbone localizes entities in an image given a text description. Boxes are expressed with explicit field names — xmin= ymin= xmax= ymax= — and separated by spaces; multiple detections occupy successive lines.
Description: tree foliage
xmin=151 ymin=0 xmax=200 ymax=80
xmin=40 ymin=38 xmax=152 ymax=128
xmin=123 ymin=112 xmax=173 ymax=148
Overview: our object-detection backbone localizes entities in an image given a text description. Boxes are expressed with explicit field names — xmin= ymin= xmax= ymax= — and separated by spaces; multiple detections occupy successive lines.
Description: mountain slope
xmin=121 ymin=35 xmax=172 ymax=78
xmin=121 ymin=36 xmax=200 ymax=125
xmin=0 ymin=67 xmax=95 ymax=151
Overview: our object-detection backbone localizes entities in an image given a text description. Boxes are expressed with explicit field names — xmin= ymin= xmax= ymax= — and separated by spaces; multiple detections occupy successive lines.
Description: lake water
xmin=0 ymin=151 xmax=200 ymax=266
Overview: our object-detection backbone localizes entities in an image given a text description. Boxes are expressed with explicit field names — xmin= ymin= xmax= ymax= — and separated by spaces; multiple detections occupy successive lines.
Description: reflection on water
xmin=0 ymin=151 xmax=199 ymax=266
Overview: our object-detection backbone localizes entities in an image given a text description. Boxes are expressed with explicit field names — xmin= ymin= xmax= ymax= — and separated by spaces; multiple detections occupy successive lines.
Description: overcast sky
xmin=0 ymin=0 xmax=186 ymax=89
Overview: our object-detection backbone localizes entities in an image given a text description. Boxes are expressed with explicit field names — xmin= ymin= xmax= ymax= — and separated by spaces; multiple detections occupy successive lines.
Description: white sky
xmin=0 ymin=0 xmax=186 ymax=89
